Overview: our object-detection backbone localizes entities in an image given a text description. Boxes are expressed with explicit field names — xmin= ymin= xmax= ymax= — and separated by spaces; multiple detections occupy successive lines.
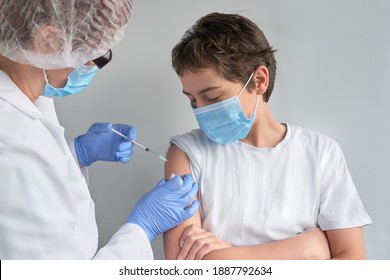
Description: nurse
xmin=0 ymin=0 xmax=199 ymax=259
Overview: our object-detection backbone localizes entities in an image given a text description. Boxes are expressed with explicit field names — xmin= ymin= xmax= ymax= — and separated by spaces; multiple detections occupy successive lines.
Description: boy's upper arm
xmin=164 ymin=143 xmax=192 ymax=180
xmin=163 ymin=143 xmax=201 ymax=259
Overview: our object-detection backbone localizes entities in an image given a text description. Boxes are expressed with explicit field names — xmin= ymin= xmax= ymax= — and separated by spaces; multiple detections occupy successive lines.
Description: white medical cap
xmin=0 ymin=0 xmax=133 ymax=69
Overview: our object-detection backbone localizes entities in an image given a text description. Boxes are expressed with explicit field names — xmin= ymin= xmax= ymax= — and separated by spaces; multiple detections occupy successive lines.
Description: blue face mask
xmin=193 ymin=72 xmax=259 ymax=144
xmin=43 ymin=64 xmax=98 ymax=97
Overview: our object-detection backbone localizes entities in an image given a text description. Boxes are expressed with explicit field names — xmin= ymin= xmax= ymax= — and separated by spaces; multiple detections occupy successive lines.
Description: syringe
xmin=110 ymin=128 xmax=167 ymax=162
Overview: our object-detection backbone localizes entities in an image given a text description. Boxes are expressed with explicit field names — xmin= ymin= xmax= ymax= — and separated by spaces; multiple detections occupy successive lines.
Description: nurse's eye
xmin=190 ymin=99 xmax=197 ymax=109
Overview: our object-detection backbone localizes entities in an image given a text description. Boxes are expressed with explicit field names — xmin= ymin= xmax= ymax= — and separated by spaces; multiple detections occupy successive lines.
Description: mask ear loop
xmin=237 ymin=72 xmax=255 ymax=98
xmin=42 ymin=69 xmax=49 ymax=83
xmin=237 ymin=72 xmax=259 ymax=116
xmin=252 ymin=94 xmax=260 ymax=116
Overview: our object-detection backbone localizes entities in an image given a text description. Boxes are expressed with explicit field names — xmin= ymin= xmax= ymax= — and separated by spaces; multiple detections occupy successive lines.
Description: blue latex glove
xmin=127 ymin=174 xmax=199 ymax=242
xmin=74 ymin=122 xmax=136 ymax=166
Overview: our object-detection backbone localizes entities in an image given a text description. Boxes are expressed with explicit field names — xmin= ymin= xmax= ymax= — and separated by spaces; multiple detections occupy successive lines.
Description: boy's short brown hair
xmin=172 ymin=12 xmax=277 ymax=102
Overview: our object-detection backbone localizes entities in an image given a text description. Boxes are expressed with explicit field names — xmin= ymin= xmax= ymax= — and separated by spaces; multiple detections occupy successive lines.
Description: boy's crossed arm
xmin=163 ymin=144 xmax=332 ymax=260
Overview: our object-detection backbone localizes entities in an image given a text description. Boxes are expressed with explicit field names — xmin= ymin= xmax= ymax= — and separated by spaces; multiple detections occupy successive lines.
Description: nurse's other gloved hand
xmin=74 ymin=122 xmax=136 ymax=167
xmin=127 ymin=174 xmax=199 ymax=242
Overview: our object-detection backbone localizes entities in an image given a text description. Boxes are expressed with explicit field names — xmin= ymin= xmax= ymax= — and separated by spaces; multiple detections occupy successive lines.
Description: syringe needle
xmin=110 ymin=128 xmax=168 ymax=162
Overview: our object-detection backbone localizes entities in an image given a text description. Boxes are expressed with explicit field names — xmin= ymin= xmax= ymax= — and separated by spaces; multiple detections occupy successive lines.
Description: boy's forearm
xmin=202 ymin=242 xmax=308 ymax=260
xmin=203 ymin=227 xmax=330 ymax=260
xmin=203 ymin=243 xmax=311 ymax=260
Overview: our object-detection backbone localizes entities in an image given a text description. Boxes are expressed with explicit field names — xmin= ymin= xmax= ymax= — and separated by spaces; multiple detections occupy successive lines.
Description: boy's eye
xmin=207 ymin=93 xmax=222 ymax=102
xmin=208 ymin=96 xmax=219 ymax=102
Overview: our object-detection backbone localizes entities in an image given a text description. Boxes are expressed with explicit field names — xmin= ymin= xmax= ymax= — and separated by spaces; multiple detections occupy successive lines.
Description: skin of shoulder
xmin=163 ymin=143 xmax=201 ymax=260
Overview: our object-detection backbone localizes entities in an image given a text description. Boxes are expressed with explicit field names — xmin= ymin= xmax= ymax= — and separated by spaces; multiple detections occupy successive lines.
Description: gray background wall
xmin=55 ymin=0 xmax=390 ymax=259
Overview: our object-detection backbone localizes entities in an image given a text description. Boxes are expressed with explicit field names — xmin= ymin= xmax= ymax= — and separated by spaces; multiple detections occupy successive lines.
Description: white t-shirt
xmin=171 ymin=124 xmax=372 ymax=246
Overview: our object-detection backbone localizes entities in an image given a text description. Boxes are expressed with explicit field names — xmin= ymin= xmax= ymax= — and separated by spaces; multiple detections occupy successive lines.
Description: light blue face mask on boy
xmin=43 ymin=64 xmax=98 ymax=97
xmin=193 ymin=72 xmax=260 ymax=144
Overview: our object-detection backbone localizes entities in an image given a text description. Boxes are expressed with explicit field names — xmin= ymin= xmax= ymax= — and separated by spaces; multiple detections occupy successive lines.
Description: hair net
xmin=0 ymin=0 xmax=133 ymax=69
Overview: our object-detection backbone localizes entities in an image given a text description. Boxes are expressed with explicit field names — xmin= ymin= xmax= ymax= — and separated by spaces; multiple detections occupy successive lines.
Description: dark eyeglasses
xmin=92 ymin=49 xmax=112 ymax=69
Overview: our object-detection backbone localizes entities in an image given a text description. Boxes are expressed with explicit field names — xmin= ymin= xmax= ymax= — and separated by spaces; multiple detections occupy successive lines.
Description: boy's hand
xmin=301 ymin=227 xmax=331 ymax=259
xmin=177 ymin=224 xmax=233 ymax=260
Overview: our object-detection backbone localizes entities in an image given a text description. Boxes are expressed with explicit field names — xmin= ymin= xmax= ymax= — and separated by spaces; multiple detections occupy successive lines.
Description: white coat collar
xmin=1 ymin=70 xmax=68 ymax=153
xmin=0 ymin=70 xmax=43 ymax=119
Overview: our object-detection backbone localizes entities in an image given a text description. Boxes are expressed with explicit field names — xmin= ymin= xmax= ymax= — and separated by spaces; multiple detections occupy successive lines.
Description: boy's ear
xmin=253 ymin=65 xmax=269 ymax=96
xmin=31 ymin=25 xmax=63 ymax=54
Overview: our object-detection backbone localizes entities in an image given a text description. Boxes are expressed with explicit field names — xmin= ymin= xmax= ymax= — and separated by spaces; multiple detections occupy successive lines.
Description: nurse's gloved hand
xmin=74 ymin=122 xmax=136 ymax=167
xmin=127 ymin=174 xmax=199 ymax=242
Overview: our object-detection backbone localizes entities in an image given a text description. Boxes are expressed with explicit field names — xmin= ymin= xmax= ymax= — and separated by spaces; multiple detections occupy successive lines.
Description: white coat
xmin=0 ymin=71 xmax=153 ymax=259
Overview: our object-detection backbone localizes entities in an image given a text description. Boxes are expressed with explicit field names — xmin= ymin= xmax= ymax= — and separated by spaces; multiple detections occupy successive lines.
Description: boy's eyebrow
xmin=182 ymin=86 xmax=221 ymax=96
